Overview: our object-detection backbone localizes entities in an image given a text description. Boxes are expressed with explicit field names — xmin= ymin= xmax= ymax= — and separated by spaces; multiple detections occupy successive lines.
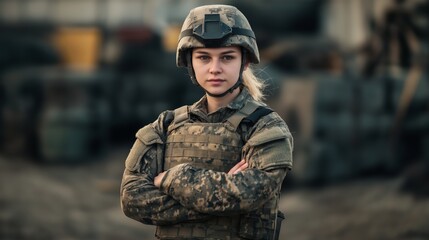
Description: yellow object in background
xmin=52 ymin=27 xmax=101 ymax=71
xmin=162 ymin=25 xmax=181 ymax=52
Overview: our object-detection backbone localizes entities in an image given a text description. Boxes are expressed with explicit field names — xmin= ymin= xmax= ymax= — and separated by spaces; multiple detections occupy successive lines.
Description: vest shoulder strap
xmin=226 ymin=101 xmax=259 ymax=131
xmin=242 ymin=106 xmax=274 ymax=125
xmin=226 ymin=101 xmax=268 ymax=131
xmin=237 ymin=104 xmax=274 ymax=147
xmin=167 ymin=102 xmax=273 ymax=132
xmin=174 ymin=106 xmax=189 ymax=123
xmin=167 ymin=105 xmax=189 ymax=132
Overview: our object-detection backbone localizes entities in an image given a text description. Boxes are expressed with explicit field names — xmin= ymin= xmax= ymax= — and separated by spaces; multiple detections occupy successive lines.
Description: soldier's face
xmin=192 ymin=46 xmax=246 ymax=97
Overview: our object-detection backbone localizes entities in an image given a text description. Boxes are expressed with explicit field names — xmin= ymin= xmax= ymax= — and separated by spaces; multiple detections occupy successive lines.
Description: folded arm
xmin=159 ymin=116 xmax=293 ymax=216
xmin=159 ymin=163 xmax=287 ymax=215
xmin=120 ymin=124 xmax=211 ymax=225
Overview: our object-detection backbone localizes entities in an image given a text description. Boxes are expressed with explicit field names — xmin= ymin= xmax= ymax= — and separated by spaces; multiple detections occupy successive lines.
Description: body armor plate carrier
xmin=156 ymin=101 xmax=284 ymax=239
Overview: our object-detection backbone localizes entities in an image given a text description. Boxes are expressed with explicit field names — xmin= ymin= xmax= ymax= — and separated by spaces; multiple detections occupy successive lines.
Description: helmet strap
xmin=186 ymin=51 xmax=198 ymax=85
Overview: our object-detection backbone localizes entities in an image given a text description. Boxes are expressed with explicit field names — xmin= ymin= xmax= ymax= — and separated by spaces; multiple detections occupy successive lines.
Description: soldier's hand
xmin=154 ymin=171 xmax=167 ymax=188
xmin=228 ymin=159 xmax=248 ymax=175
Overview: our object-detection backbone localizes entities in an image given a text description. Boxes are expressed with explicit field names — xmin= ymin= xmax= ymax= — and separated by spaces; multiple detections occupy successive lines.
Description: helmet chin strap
xmin=205 ymin=77 xmax=242 ymax=98
xmin=187 ymin=49 xmax=247 ymax=98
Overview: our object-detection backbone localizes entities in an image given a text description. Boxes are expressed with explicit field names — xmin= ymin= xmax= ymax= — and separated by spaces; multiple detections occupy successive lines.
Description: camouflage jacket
xmin=120 ymin=88 xmax=293 ymax=225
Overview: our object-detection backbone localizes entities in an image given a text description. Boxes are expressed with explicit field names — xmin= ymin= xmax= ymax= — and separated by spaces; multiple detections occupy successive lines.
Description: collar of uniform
xmin=190 ymin=88 xmax=251 ymax=113
xmin=226 ymin=87 xmax=251 ymax=110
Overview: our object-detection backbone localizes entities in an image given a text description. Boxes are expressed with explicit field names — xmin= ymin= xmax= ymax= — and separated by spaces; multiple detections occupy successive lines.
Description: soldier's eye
xmin=197 ymin=56 xmax=210 ymax=61
xmin=222 ymin=55 xmax=234 ymax=61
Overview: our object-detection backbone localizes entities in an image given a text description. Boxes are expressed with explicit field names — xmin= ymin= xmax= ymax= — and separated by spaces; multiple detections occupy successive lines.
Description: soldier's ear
xmin=243 ymin=61 xmax=250 ymax=71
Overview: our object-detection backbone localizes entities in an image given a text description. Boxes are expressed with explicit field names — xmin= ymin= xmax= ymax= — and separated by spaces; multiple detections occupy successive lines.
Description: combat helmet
xmin=176 ymin=4 xmax=260 ymax=97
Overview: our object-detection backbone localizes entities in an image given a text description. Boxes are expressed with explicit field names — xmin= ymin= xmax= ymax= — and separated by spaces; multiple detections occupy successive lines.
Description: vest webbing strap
xmin=166 ymin=145 xmax=239 ymax=160
xmin=226 ymin=101 xmax=260 ymax=131
xmin=167 ymin=134 xmax=241 ymax=146
xmin=156 ymin=216 xmax=241 ymax=239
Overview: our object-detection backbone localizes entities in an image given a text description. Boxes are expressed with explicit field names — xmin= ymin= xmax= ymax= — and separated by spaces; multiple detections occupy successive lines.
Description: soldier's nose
xmin=209 ymin=60 xmax=222 ymax=74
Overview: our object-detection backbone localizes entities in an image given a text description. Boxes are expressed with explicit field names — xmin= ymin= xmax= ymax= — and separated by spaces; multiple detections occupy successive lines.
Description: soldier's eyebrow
xmin=194 ymin=50 xmax=210 ymax=55
xmin=193 ymin=49 xmax=239 ymax=55
xmin=220 ymin=50 xmax=238 ymax=55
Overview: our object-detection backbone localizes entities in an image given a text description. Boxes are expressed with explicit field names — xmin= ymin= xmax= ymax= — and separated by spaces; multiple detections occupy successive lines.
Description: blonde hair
xmin=242 ymin=66 xmax=265 ymax=102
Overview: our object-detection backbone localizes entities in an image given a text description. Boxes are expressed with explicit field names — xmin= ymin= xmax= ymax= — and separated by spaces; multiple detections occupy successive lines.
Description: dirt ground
xmin=1 ymin=147 xmax=428 ymax=240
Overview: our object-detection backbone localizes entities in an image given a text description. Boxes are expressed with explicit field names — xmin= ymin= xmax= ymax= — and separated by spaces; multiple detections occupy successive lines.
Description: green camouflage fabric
xmin=164 ymin=121 xmax=243 ymax=172
xmin=120 ymin=88 xmax=293 ymax=239
xmin=155 ymin=98 xmax=260 ymax=238
xmin=176 ymin=4 xmax=260 ymax=67
xmin=120 ymin=125 xmax=210 ymax=226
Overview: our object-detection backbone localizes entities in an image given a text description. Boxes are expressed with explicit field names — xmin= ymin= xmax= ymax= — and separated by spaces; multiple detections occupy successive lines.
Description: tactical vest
xmin=156 ymin=101 xmax=282 ymax=240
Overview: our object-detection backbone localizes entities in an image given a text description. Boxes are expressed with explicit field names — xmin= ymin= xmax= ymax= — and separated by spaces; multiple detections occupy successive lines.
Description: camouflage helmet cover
xmin=176 ymin=4 xmax=260 ymax=67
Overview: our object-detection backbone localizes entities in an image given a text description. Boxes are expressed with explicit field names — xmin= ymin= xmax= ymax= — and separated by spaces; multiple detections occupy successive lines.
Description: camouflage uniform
xmin=121 ymin=4 xmax=293 ymax=240
xmin=121 ymin=88 xmax=293 ymax=239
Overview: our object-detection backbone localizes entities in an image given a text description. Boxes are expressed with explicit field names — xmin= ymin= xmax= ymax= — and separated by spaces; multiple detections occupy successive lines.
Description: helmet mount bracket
xmin=193 ymin=14 xmax=231 ymax=47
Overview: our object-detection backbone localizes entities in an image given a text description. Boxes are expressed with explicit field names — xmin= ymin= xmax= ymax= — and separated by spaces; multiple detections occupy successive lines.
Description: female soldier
xmin=120 ymin=4 xmax=293 ymax=240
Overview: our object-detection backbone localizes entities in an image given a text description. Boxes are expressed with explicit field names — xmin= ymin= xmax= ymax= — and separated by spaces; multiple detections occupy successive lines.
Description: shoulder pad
xmin=136 ymin=125 xmax=163 ymax=145
xmin=247 ymin=126 xmax=288 ymax=146
xmin=247 ymin=125 xmax=293 ymax=170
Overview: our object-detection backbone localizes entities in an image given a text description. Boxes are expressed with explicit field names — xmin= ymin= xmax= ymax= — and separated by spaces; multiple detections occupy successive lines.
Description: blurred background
xmin=0 ymin=0 xmax=428 ymax=239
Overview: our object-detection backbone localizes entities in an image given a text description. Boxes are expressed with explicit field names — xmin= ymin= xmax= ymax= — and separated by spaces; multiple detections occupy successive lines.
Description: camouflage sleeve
xmin=159 ymin=113 xmax=293 ymax=215
xmin=120 ymin=112 xmax=211 ymax=225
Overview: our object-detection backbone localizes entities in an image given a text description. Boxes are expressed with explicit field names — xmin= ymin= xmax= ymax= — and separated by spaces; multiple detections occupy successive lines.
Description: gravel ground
xmin=1 ymin=148 xmax=428 ymax=240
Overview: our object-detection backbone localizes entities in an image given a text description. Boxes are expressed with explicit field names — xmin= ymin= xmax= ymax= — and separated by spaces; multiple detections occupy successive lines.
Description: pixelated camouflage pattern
xmin=120 ymin=89 xmax=293 ymax=239
xmin=165 ymin=122 xmax=242 ymax=171
xmin=121 ymin=126 xmax=211 ymax=226
xmin=176 ymin=4 xmax=260 ymax=67
xmin=156 ymin=102 xmax=250 ymax=238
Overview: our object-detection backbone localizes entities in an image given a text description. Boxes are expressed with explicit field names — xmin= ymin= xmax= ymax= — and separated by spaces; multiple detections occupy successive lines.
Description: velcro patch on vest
xmin=168 ymin=134 xmax=241 ymax=146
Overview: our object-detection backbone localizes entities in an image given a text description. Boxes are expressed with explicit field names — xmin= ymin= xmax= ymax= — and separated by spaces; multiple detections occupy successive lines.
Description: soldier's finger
xmin=233 ymin=162 xmax=248 ymax=174
xmin=228 ymin=159 xmax=245 ymax=174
